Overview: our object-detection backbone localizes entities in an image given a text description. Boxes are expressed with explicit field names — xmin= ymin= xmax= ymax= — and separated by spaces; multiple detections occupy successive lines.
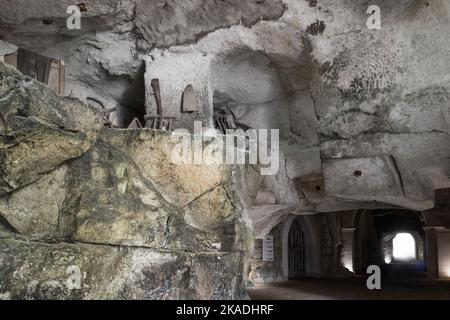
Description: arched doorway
xmin=352 ymin=209 xmax=426 ymax=276
xmin=288 ymin=217 xmax=305 ymax=279
xmin=393 ymin=232 xmax=417 ymax=261
xmin=282 ymin=215 xmax=321 ymax=279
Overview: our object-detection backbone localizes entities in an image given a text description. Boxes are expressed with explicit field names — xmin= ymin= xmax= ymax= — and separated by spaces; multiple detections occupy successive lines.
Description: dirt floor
xmin=247 ymin=264 xmax=450 ymax=300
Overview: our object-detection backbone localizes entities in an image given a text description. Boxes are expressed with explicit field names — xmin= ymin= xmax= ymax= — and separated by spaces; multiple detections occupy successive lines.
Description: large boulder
xmin=0 ymin=232 xmax=246 ymax=299
xmin=0 ymin=129 xmax=252 ymax=299
xmin=0 ymin=62 xmax=103 ymax=194
xmin=0 ymin=63 xmax=252 ymax=299
xmin=0 ymin=128 xmax=252 ymax=299
xmin=69 ymin=130 xmax=249 ymax=254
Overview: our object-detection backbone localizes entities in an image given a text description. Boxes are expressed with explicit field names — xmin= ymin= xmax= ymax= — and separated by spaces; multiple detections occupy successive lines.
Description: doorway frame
xmin=282 ymin=215 xmax=322 ymax=278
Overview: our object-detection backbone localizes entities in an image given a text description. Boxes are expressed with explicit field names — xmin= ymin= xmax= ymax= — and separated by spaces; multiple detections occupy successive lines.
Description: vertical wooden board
xmin=58 ymin=61 xmax=65 ymax=96
xmin=15 ymin=49 xmax=65 ymax=95
xmin=0 ymin=55 xmax=4 ymax=63
xmin=17 ymin=48 xmax=37 ymax=79
xmin=4 ymin=53 xmax=17 ymax=67
xmin=46 ymin=60 xmax=60 ymax=93
xmin=37 ymin=55 xmax=51 ymax=84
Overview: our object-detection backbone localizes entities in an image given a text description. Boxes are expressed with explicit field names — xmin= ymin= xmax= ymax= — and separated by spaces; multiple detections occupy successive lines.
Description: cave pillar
xmin=433 ymin=227 xmax=450 ymax=279
xmin=424 ymin=227 xmax=439 ymax=279
xmin=341 ymin=228 xmax=357 ymax=273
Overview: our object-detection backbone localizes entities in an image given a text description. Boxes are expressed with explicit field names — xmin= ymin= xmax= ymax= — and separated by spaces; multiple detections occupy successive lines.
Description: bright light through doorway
xmin=393 ymin=233 xmax=416 ymax=261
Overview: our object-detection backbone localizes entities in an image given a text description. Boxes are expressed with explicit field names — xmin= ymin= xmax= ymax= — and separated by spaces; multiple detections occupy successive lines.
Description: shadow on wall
xmin=118 ymin=61 xmax=147 ymax=127
xmin=210 ymin=49 xmax=316 ymax=143
xmin=86 ymin=62 xmax=147 ymax=129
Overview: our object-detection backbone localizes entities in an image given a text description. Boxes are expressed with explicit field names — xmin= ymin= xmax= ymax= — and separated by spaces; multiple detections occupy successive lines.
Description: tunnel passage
xmin=392 ymin=233 xmax=416 ymax=262
xmin=352 ymin=209 xmax=426 ymax=277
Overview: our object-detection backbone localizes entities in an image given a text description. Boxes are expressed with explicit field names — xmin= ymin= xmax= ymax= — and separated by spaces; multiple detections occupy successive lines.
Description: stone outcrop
xmin=0 ymin=62 xmax=252 ymax=299
xmin=0 ymin=236 xmax=247 ymax=300
xmin=0 ymin=62 xmax=103 ymax=194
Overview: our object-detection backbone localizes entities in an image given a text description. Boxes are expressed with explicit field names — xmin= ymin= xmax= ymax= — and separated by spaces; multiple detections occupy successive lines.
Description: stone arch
xmin=282 ymin=215 xmax=321 ymax=278
xmin=392 ymin=232 xmax=417 ymax=261
xmin=351 ymin=209 xmax=367 ymax=228
xmin=351 ymin=208 xmax=426 ymax=273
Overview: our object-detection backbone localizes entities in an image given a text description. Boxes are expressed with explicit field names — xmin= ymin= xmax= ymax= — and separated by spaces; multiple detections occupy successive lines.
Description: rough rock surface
xmin=0 ymin=63 xmax=252 ymax=299
xmin=0 ymin=0 xmax=286 ymax=126
xmin=0 ymin=62 xmax=102 ymax=194
xmin=0 ymin=235 xmax=247 ymax=299
xmin=0 ymin=0 xmax=450 ymax=297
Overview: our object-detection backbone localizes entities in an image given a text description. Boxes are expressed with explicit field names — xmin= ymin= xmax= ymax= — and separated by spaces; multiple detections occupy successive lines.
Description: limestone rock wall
xmin=248 ymin=223 xmax=284 ymax=284
xmin=0 ymin=0 xmax=286 ymax=127
xmin=0 ymin=62 xmax=252 ymax=299
xmin=3 ymin=1 xmax=448 ymax=220
xmin=0 ymin=62 xmax=103 ymax=194
xmin=1 ymin=0 xmax=450 ymax=292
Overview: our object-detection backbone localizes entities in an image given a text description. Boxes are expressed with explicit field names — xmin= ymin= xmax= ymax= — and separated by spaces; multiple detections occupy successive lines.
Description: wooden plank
xmin=151 ymin=79 xmax=163 ymax=117
xmin=36 ymin=53 xmax=50 ymax=83
xmin=46 ymin=60 xmax=60 ymax=93
xmin=17 ymin=48 xmax=37 ymax=79
xmin=15 ymin=48 xmax=65 ymax=95
xmin=4 ymin=52 xmax=17 ymax=68
xmin=58 ymin=60 xmax=65 ymax=96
